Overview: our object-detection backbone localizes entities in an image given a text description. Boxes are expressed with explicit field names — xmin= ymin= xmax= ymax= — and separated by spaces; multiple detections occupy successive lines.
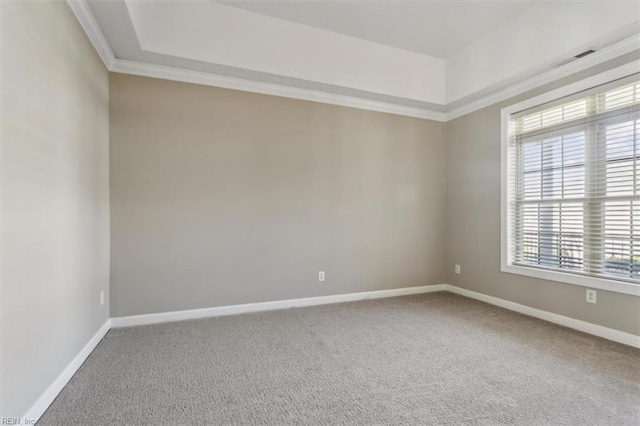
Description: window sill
xmin=501 ymin=263 xmax=640 ymax=296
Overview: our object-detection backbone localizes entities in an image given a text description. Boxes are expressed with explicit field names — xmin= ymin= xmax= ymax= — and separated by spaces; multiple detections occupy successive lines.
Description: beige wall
xmin=445 ymin=66 xmax=640 ymax=336
xmin=109 ymin=74 xmax=446 ymax=317
xmin=0 ymin=2 xmax=110 ymax=417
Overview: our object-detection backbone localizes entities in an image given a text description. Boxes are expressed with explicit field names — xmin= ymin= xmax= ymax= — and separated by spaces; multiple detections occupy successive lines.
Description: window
xmin=501 ymin=65 xmax=640 ymax=296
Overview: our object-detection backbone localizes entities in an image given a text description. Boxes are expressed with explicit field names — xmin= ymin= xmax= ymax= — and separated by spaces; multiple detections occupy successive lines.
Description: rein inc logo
xmin=1 ymin=418 xmax=36 ymax=425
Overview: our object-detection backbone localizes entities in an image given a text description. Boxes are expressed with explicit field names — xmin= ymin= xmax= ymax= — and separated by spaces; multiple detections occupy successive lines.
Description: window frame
xmin=500 ymin=61 xmax=640 ymax=297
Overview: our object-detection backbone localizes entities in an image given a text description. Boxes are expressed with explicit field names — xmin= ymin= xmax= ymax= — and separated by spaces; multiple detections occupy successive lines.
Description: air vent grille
xmin=575 ymin=49 xmax=596 ymax=59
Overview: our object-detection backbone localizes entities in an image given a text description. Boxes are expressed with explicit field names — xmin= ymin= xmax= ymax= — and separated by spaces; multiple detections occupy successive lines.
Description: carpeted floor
xmin=39 ymin=292 xmax=639 ymax=425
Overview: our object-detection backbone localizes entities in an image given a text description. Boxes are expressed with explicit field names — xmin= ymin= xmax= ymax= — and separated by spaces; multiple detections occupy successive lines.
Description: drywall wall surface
xmin=109 ymin=73 xmax=446 ymax=317
xmin=445 ymin=60 xmax=640 ymax=336
xmin=1 ymin=1 xmax=110 ymax=417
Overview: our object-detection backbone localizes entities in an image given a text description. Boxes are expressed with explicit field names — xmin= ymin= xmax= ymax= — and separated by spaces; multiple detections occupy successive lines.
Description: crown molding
xmin=445 ymin=34 xmax=640 ymax=121
xmin=68 ymin=0 xmax=639 ymax=123
xmin=66 ymin=0 xmax=115 ymax=69
xmin=68 ymin=0 xmax=444 ymax=121
xmin=110 ymin=59 xmax=446 ymax=121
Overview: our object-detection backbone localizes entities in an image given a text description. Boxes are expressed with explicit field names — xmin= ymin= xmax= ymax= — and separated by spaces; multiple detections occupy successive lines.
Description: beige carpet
xmin=39 ymin=292 xmax=640 ymax=425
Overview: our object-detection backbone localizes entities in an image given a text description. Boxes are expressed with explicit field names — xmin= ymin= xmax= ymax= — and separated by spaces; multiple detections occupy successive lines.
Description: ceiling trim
xmin=110 ymin=59 xmax=446 ymax=121
xmin=67 ymin=0 xmax=115 ymax=68
xmin=444 ymin=34 xmax=640 ymax=121
xmin=68 ymin=0 xmax=639 ymax=123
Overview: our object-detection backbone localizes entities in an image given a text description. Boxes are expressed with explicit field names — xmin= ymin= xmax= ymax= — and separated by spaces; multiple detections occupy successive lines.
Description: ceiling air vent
xmin=574 ymin=49 xmax=596 ymax=59
xmin=553 ymin=48 xmax=597 ymax=68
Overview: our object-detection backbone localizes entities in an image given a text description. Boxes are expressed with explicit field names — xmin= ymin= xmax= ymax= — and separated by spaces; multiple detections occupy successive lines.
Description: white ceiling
xmin=220 ymin=0 xmax=531 ymax=58
xmin=83 ymin=0 xmax=640 ymax=119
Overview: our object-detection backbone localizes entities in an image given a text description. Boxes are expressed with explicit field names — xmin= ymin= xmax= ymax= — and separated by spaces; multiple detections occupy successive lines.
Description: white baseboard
xmin=444 ymin=284 xmax=640 ymax=348
xmin=22 ymin=319 xmax=111 ymax=423
xmin=111 ymin=284 xmax=640 ymax=348
xmin=110 ymin=284 xmax=448 ymax=328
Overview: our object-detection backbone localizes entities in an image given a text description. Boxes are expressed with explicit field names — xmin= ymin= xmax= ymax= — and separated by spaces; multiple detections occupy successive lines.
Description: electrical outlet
xmin=318 ymin=271 xmax=325 ymax=282
xmin=455 ymin=264 xmax=461 ymax=275
xmin=586 ymin=289 xmax=597 ymax=304
xmin=100 ymin=291 xmax=105 ymax=306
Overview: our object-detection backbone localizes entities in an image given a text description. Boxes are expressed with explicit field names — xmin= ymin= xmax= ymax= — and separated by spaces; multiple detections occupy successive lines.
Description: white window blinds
xmin=507 ymin=77 xmax=640 ymax=284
